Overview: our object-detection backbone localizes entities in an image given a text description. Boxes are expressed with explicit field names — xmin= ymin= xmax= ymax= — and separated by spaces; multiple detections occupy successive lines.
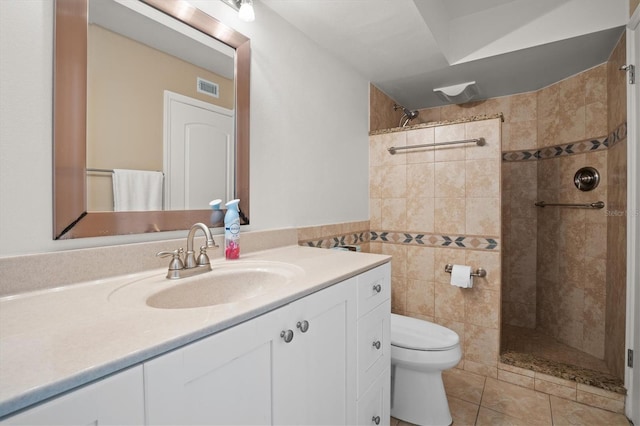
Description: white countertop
xmin=0 ymin=245 xmax=390 ymax=418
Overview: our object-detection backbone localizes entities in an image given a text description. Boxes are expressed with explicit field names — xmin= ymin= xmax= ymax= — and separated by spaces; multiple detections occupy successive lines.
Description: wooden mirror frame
xmin=53 ymin=0 xmax=250 ymax=239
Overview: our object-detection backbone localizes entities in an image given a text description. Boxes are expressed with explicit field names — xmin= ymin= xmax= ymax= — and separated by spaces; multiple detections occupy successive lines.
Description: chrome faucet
xmin=157 ymin=223 xmax=218 ymax=279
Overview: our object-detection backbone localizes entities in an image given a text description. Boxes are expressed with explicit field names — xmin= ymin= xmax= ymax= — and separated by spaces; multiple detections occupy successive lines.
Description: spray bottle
xmin=224 ymin=199 xmax=240 ymax=259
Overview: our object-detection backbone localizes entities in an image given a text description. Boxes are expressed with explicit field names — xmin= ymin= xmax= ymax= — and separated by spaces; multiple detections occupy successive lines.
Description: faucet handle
xmin=197 ymin=245 xmax=211 ymax=266
xmin=156 ymin=248 xmax=184 ymax=271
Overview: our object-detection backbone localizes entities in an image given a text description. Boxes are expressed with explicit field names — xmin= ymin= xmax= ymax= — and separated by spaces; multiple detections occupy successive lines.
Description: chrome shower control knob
xmin=296 ymin=320 xmax=309 ymax=333
xmin=372 ymin=340 xmax=381 ymax=350
xmin=372 ymin=415 xmax=381 ymax=425
xmin=372 ymin=283 xmax=382 ymax=293
xmin=280 ymin=330 xmax=294 ymax=343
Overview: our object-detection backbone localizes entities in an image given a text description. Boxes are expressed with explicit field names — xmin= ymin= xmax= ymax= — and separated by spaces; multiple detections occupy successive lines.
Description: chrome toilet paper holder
xmin=444 ymin=264 xmax=487 ymax=278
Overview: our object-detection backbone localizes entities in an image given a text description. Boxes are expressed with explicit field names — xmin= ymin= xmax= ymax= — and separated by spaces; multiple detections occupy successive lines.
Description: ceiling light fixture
xmin=221 ymin=0 xmax=255 ymax=22
xmin=433 ymin=81 xmax=479 ymax=104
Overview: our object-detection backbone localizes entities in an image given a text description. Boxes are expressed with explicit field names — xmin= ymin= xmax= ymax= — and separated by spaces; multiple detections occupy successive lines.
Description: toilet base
xmin=390 ymin=365 xmax=452 ymax=426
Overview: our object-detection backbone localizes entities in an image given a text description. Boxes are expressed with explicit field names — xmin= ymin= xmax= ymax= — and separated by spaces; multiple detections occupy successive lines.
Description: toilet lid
xmin=391 ymin=314 xmax=460 ymax=351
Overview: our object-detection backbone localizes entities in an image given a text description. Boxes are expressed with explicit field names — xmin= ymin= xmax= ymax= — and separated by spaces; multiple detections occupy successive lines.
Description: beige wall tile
xmin=435 ymin=281 xmax=466 ymax=322
xmin=507 ymin=120 xmax=537 ymax=151
xmin=406 ymin=198 xmax=435 ymax=233
xmin=435 ymin=161 xmax=466 ymax=198
xmin=406 ymin=279 xmax=435 ymax=317
xmin=407 ymin=163 xmax=435 ymax=199
xmin=466 ymin=159 xmax=500 ymax=198
xmin=465 ymin=250 xmax=501 ymax=292
xmin=381 ymin=198 xmax=407 ymax=231
xmin=509 ymin=92 xmax=537 ymax=123
xmin=465 ymin=287 xmax=500 ymax=329
xmin=406 ymin=246 xmax=436 ymax=281
xmin=369 ymin=83 xmax=403 ymax=132
xmin=406 ymin=127 xmax=435 ymax=164
xmin=465 ymin=119 xmax=502 ymax=161
xmin=379 ymin=165 xmax=407 ymax=199
xmin=466 ymin=197 xmax=500 ymax=236
xmin=464 ymin=324 xmax=500 ymax=367
xmin=435 ymin=124 xmax=466 ymax=162
xmin=434 ymin=198 xmax=466 ymax=234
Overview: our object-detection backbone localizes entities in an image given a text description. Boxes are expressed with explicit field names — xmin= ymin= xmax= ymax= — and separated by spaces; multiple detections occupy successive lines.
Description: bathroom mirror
xmin=53 ymin=0 xmax=250 ymax=239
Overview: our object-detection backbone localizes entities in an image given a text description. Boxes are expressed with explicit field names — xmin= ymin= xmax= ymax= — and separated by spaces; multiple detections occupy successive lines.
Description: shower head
xmin=394 ymin=103 xmax=419 ymax=127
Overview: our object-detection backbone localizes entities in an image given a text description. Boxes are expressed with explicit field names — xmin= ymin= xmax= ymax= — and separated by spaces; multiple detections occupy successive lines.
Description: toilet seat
xmin=391 ymin=313 xmax=459 ymax=351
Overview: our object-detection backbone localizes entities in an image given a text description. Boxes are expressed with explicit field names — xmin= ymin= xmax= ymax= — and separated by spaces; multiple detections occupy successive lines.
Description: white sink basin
xmin=109 ymin=261 xmax=304 ymax=310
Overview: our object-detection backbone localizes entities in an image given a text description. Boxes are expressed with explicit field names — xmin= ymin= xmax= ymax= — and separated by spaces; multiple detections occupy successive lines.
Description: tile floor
xmin=390 ymin=368 xmax=631 ymax=425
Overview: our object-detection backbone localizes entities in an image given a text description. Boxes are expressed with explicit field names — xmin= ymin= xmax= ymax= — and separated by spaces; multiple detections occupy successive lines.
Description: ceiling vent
xmin=197 ymin=77 xmax=219 ymax=98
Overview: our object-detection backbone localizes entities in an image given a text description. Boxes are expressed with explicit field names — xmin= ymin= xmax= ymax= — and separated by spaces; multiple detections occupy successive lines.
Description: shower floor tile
xmin=500 ymin=324 xmax=625 ymax=394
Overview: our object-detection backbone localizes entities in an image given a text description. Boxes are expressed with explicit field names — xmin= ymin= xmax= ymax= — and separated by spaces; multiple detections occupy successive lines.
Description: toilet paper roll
xmin=450 ymin=264 xmax=473 ymax=288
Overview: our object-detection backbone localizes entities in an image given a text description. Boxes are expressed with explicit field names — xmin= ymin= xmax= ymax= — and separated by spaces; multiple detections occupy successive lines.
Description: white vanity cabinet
xmin=144 ymin=277 xmax=358 ymax=426
xmin=0 ymin=366 xmax=144 ymax=425
xmin=0 ymin=261 xmax=391 ymax=426
xmin=355 ymin=263 xmax=391 ymax=426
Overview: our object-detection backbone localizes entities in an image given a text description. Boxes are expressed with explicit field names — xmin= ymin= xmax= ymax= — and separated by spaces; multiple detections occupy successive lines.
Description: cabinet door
xmin=144 ymin=306 xmax=287 ymax=426
xmin=273 ymin=279 xmax=357 ymax=425
xmin=1 ymin=366 xmax=144 ymax=425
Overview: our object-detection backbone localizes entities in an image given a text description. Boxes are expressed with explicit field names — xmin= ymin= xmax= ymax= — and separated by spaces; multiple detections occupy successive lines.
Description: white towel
xmin=112 ymin=169 xmax=164 ymax=211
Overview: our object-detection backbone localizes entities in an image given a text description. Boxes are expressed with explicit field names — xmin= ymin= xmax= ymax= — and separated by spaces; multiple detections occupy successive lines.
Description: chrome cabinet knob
xmin=372 ymin=283 xmax=382 ymax=293
xmin=372 ymin=415 xmax=381 ymax=425
xmin=372 ymin=340 xmax=381 ymax=350
xmin=296 ymin=320 xmax=310 ymax=333
xmin=280 ymin=329 xmax=294 ymax=343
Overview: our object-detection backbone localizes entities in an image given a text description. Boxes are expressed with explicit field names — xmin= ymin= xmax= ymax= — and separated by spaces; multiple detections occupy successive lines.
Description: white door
xmin=626 ymin=7 xmax=640 ymax=424
xmin=164 ymin=91 xmax=234 ymax=210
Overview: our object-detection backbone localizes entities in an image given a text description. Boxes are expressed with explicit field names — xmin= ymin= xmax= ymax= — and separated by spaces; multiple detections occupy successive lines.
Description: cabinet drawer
xmin=357 ymin=299 xmax=390 ymax=396
xmin=357 ymin=263 xmax=390 ymax=317
xmin=357 ymin=368 xmax=390 ymax=426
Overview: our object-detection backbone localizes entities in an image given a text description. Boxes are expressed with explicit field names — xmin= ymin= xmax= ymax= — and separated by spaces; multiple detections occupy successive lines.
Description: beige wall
xmin=632 ymin=0 xmax=639 ymax=17
xmin=369 ymin=118 xmax=503 ymax=378
xmin=86 ymin=25 xmax=234 ymax=211
xmin=369 ymin=84 xmax=403 ymax=132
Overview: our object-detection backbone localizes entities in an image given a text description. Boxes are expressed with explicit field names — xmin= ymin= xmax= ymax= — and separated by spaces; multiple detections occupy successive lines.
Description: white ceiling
xmin=261 ymin=0 xmax=628 ymax=109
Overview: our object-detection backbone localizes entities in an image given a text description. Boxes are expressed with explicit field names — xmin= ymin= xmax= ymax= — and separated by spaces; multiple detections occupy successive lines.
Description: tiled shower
xmin=360 ymin=31 xmax=629 ymax=410
xmin=500 ymin=34 xmax=628 ymax=392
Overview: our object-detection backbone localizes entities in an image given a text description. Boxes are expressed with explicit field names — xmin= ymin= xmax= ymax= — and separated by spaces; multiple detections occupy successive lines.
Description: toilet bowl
xmin=390 ymin=313 xmax=461 ymax=426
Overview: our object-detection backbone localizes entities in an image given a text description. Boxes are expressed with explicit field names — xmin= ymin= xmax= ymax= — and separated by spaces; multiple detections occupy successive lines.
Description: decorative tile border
xmin=300 ymin=232 xmax=369 ymax=249
xmin=502 ymin=122 xmax=627 ymax=162
xmin=370 ymin=231 xmax=499 ymax=250
xmin=299 ymin=230 xmax=500 ymax=251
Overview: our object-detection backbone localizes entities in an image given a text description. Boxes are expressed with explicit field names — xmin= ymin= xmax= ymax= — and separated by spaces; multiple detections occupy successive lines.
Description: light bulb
xmin=238 ymin=0 xmax=255 ymax=22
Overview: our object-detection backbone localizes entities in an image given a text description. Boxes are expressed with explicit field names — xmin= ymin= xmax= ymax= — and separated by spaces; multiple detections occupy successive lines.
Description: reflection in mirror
xmin=53 ymin=0 xmax=250 ymax=239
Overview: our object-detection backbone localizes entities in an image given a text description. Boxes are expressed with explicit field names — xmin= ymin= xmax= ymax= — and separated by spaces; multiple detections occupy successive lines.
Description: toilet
xmin=390 ymin=313 xmax=462 ymax=426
